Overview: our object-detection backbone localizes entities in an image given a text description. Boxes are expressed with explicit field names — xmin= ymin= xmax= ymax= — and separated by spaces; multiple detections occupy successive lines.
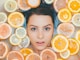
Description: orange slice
xmin=53 ymin=0 xmax=67 ymax=12
xmin=0 ymin=23 xmax=12 ymax=39
xmin=0 ymin=42 xmax=8 ymax=59
xmin=0 ymin=12 xmax=7 ymax=23
xmin=68 ymin=0 xmax=80 ymax=12
xmin=40 ymin=49 xmax=57 ymax=60
xmin=57 ymin=23 xmax=75 ymax=38
xmin=17 ymin=0 xmax=31 ymax=11
xmin=68 ymin=38 xmax=79 ymax=55
xmin=7 ymin=51 xmax=24 ymax=60
xmin=57 ymin=58 xmax=63 ymax=60
xmin=58 ymin=8 xmax=72 ymax=22
xmin=60 ymin=49 xmax=70 ymax=59
xmin=26 ymin=53 xmax=40 ymax=60
xmin=51 ymin=34 xmax=68 ymax=52
xmin=8 ymin=12 xmax=24 ymax=28
xmin=26 ymin=0 xmax=41 ymax=8
xmin=4 ymin=0 xmax=18 ymax=12
xmin=72 ymin=13 xmax=80 ymax=27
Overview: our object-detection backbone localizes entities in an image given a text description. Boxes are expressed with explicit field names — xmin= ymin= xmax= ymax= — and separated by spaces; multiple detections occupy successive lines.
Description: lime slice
xmin=44 ymin=0 xmax=54 ymax=4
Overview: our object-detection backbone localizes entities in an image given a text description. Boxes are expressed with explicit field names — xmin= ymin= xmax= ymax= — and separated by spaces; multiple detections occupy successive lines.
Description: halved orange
xmin=0 ymin=42 xmax=8 ymax=59
xmin=17 ymin=0 xmax=31 ymax=11
xmin=8 ymin=12 xmax=24 ymax=28
xmin=57 ymin=22 xmax=75 ymax=38
xmin=40 ymin=49 xmax=57 ymax=60
xmin=68 ymin=0 xmax=80 ymax=12
xmin=68 ymin=38 xmax=79 ymax=55
xmin=51 ymin=34 xmax=68 ymax=52
xmin=0 ymin=23 xmax=12 ymax=39
xmin=26 ymin=0 xmax=41 ymax=8
xmin=7 ymin=51 xmax=24 ymax=60
xmin=25 ymin=53 xmax=40 ymax=60
xmin=53 ymin=0 xmax=67 ymax=12
xmin=58 ymin=8 xmax=72 ymax=22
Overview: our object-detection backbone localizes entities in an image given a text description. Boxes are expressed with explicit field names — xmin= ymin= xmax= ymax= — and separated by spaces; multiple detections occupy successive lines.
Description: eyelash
xmin=44 ymin=27 xmax=50 ymax=31
xmin=31 ymin=28 xmax=36 ymax=31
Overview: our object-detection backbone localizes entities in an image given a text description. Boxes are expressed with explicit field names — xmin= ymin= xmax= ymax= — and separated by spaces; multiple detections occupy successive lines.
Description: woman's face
xmin=27 ymin=14 xmax=54 ymax=51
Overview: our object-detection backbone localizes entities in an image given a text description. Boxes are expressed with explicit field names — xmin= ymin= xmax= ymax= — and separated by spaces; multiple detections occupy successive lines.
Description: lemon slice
xmin=44 ymin=0 xmax=54 ymax=4
xmin=19 ymin=36 xmax=30 ymax=48
xmin=15 ymin=27 xmax=26 ymax=39
xmin=0 ymin=12 xmax=7 ymax=23
xmin=4 ymin=0 xmax=18 ymax=12
xmin=9 ymin=34 xmax=21 ymax=45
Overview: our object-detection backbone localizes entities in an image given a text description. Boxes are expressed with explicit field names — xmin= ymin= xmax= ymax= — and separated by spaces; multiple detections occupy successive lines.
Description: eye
xmin=44 ymin=27 xmax=50 ymax=31
xmin=31 ymin=28 xmax=36 ymax=31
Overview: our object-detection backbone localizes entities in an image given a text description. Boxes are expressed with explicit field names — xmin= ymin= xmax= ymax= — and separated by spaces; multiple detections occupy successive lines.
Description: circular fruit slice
xmin=0 ymin=42 xmax=8 ymax=59
xmin=58 ymin=8 xmax=72 ymax=22
xmin=40 ymin=49 xmax=57 ymax=60
xmin=53 ymin=0 xmax=66 ymax=12
xmin=15 ymin=27 xmax=26 ymax=39
xmin=60 ymin=49 xmax=70 ymax=59
xmin=17 ymin=0 xmax=31 ymax=11
xmin=0 ymin=23 xmax=12 ymax=39
xmin=9 ymin=34 xmax=21 ymax=45
xmin=72 ymin=13 xmax=80 ymax=27
xmin=68 ymin=0 xmax=80 ymax=12
xmin=44 ymin=0 xmax=54 ymax=4
xmin=8 ymin=12 xmax=24 ymax=28
xmin=51 ymin=34 xmax=68 ymax=52
xmin=4 ymin=0 xmax=17 ymax=12
xmin=68 ymin=39 xmax=79 ymax=55
xmin=7 ymin=51 xmax=24 ymax=60
xmin=57 ymin=23 xmax=75 ymax=38
xmin=26 ymin=0 xmax=41 ymax=8
xmin=19 ymin=36 xmax=30 ymax=48
xmin=57 ymin=58 xmax=63 ymax=60
xmin=20 ymin=48 xmax=33 ymax=59
xmin=26 ymin=53 xmax=40 ymax=60
xmin=0 ymin=12 xmax=7 ymax=23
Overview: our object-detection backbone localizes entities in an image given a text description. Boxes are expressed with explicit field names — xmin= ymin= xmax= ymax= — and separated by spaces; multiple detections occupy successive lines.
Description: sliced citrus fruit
xmin=68 ymin=38 xmax=79 ymax=55
xmin=7 ymin=51 xmax=24 ymax=60
xmin=0 ymin=23 xmax=12 ymax=39
xmin=40 ymin=49 xmax=57 ymax=60
xmin=4 ymin=0 xmax=18 ymax=12
xmin=0 ymin=42 xmax=8 ymax=59
xmin=8 ymin=12 xmax=24 ymax=28
xmin=17 ymin=0 xmax=31 ymax=11
xmin=26 ymin=0 xmax=41 ymax=8
xmin=19 ymin=36 xmax=30 ymax=48
xmin=15 ymin=27 xmax=26 ymax=39
xmin=51 ymin=34 xmax=68 ymax=52
xmin=9 ymin=34 xmax=21 ymax=45
xmin=58 ymin=8 xmax=72 ymax=22
xmin=0 ymin=12 xmax=7 ymax=23
xmin=68 ymin=0 xmax=80 ymax=13
xmin=60 ymin=49 xmax=70 ymax=59
xmin=44 ymin=0 xmax=54 ymax=4
xmin=72 ymin=13 xmax=80 ymax=27
xmin=26 ymin=53 xmax=40 ymax=60
xmin=57 ymin=23 xmax=75 ymax=38
xmin=57 ymin=58 xmax=63 ymax=60
xmin=53 ymin=0 xmax=67 ymax=12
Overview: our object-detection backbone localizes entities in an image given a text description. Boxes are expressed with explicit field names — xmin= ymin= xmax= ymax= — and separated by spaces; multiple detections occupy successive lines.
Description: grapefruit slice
xmin=57 ymin=23 xmax=75 ymax=38
xmin=26 ymin=53 xmax=40 ymax=60
xmin=9 ymin=34 xmax=21 ymax=45
xmin=0 ymin=23 xmax=12 ymax=39
xmin=58 ymin=8 xmax=72 ymax=22
xmin=17 ymin=0 xmax=31 ymax=11
xmin=7 ymin=51 xmax=24 ymax=60
xmin=26 ymin=0 xmax=41 ymax=8
xmin=53 ymin=0 xmax=67 ymax=12
xmin=0 ymin=12 xmax=7 ymax=23
xmin=51 ymin=34 xmax=68 ymax=52
xmin=40 ymin=49 xmax=57 ymax=60
xmin=0 ymin=42 xmax=8 ymax=59
xmin=8 ymin=12 xmax=24 ymax=28
xmin=19 ymin=36 xmax=30 ymax=48
xmin=44 ymin=0 xmax=54 ymax=4
xmin=72 ymin=13 xmax=80 ymax=27
xmin=68 ymin=39 xmax=79 ymax=55
xmin=4 ymin=0 xmax=18 ymax=12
